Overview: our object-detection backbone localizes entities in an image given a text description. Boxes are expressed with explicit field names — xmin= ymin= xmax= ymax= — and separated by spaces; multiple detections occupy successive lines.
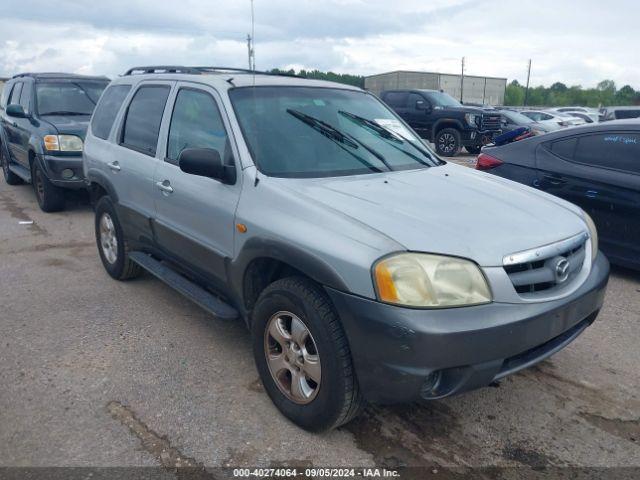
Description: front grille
xmin=503 ymin=234 xmax=588 ymax=296
xmin=481 ymin=114 xmax=501 ymax=131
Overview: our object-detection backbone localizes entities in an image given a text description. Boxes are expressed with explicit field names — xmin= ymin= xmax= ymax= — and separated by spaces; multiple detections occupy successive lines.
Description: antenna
xmin=247 ymin=0 xmax=256 ymax=71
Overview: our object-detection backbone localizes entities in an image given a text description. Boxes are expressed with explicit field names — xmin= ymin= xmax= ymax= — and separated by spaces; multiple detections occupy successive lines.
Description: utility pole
xmin=460 ymin=56 xmax=465 ymax=103
xmin=524 ymin=59 xmax=532 ymax=106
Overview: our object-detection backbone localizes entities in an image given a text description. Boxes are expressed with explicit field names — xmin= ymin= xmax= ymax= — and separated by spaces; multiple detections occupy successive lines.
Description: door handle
xmin=585 ymin=190 xmax=598 ymax=199
xmin=107 ymin=161 xmax=121 ymax=172
xmin=156 ymin=180 xmax=174 ymax=194
xmin=543 ymin=174 xmax=567 ymax=186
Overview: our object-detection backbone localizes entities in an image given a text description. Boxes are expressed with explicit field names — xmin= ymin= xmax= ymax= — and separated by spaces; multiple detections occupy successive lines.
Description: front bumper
xmin=460 ymin=129 xmax=501 ymax=147
xmin=326 ymin=252 xmax=609 ymax=404
xmin=38 ymin=153 xmax=85 ymax=189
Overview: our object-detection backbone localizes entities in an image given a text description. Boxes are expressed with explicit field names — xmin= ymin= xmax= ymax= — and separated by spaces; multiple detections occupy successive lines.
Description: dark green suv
xmin=0 ymin=73 xmax=109 ymax=211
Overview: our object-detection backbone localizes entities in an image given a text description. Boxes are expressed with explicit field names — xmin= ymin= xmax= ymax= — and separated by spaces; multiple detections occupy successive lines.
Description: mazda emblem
xmin=555 ymin=258 xmax=570 ymax=283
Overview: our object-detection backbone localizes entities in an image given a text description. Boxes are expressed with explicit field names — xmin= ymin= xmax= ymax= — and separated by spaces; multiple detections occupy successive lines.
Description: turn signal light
xmin=475 ymin=153 xmax=503 ymax=171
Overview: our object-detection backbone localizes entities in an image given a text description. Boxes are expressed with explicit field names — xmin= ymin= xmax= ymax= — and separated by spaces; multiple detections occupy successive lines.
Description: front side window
xmin=121 ymin=85 xmax=170 ymax=156
xmin=91 ymin=84 xmax=132 ymax=140
xmin=167 ymin=89 xmax=230 ymax=165
xmin=36 ymin=81 xmax=108 ymax=116
xmin=18 ymin=83 xmax=31 ymax=112
xmin=8 ymin=82 xmax=23 ymax=105
xmin=423 ymin=91 xmax=461 ymax=108
xmin=230 ymin=86 xmax=440 ymax=178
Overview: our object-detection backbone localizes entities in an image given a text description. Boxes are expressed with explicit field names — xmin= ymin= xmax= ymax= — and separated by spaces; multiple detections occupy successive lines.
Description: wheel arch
xmin=229 ymin=238 xmax=350 ymax=325
xmin=86 ymin=168 xmax=119 ymax=203
xmin=432 ymin=118 xmax=464 ymax=137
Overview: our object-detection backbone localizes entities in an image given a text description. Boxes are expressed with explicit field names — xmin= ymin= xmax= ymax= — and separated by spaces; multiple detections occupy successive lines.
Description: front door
xmin=153 ymin=83 xmax=242 ymax=288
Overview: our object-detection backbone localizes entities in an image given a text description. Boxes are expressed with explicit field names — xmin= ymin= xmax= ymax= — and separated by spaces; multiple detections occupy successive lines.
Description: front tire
xmin=465 ymin=145 xmax=482 ymax=154
xmin=94 ymin=196 xmax=142 ymax=280
xmin=31 ymin=161 xmax=65 ymax=212
xmin=435 ymin=128 xmax=462 ymax=156
xmin=1 ymin=147 xmax=22 ymax=185
xmin=252 ymin=276 xmax=363 ymax=431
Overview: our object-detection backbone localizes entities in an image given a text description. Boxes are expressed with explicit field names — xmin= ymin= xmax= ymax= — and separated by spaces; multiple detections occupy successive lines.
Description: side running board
xmin=128 ymin=251 xmax=239 ymax=320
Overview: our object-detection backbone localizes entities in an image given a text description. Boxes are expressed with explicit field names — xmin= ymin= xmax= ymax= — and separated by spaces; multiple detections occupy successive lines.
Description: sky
xmin=0 ymin=0 xmax=638 ymax=88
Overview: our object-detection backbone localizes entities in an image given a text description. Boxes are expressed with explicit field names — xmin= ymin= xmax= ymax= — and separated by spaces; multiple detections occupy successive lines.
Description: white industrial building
xmin=365 ymin=70 xmax=507 ymax=106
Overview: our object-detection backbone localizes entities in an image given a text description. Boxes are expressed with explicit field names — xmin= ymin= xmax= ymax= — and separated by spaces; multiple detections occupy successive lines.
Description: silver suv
xmin=83 ymin=66 xmax=609 ymax=431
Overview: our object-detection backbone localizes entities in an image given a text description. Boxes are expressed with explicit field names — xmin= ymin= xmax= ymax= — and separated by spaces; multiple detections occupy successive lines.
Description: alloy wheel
xmin=438 ymin=133 xmax=456 ymax=154
xmin=99 ymin=213 xmax=118 ymax=264
xmin=264 ymin=311 xmax=321 ymax=404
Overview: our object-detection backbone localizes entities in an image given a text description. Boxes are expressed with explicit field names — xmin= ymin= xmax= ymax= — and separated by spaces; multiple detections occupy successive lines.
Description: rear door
xmin=153 ymin=83 xmax=242 ymax=289
xmin=111 ymin=81 xmax=173 ymax=244
xmin=537 ymin=131 xmax=640 ymax=263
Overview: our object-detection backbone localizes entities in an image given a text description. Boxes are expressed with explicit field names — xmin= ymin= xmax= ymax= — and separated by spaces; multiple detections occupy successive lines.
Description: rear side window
xmin=167 ymin=89 xmax=230 ymax=165
xmin=121 ymin=85 xmax=170 ymax=156
xmin=383 ymin=91 xmax=408 ymax=108
xmin=615 ymin=109 xmax=640 ymax=119
xmin=574 ymin=133 xmax=639 ymax=174
xmin=550 ymin=133 xmax=639 ymax=174
xmin=91 ymin=84 xmax=131 ymax=140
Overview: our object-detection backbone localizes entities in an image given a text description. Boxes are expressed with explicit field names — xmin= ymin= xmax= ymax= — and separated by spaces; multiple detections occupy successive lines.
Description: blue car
xmin=477 ymin=120 xmax=640 ymax=270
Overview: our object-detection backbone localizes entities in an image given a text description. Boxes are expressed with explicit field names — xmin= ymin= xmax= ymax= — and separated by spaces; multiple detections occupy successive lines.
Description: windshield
xmin=503 ymin=110 xmax=534 ymax=124
xmin=36 ymin=81 xmax=108 ymax=116
xmin=422 ymin=91 xmax=462 ymax=108
xmin=229 ymin=86 xmax=440 ymax=178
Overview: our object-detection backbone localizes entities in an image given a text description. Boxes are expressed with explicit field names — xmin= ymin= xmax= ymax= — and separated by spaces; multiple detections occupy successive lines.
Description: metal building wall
xmin=365 ymin=71 xmax=507 ymax=105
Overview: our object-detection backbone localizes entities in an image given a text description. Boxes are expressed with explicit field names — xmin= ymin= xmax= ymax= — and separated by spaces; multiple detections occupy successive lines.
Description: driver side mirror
xmin=6 ymin=104 xmax=27 ymax=118
xmin=178 ymin=148 xmax=235 ymax=184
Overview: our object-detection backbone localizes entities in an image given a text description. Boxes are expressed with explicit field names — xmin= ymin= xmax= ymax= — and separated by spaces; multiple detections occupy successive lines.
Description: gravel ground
xmin=1 ymin=163 xmax=639 ymax=475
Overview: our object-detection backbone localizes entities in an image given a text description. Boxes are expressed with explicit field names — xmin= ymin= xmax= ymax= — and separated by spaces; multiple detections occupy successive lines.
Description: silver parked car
xmin=83 ymin=66 xmax=609 ymax=431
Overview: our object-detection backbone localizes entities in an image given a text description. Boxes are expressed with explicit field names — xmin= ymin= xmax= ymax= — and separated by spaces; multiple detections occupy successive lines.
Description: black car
xmin=497 ymin=109 xmax=554 ymax=135
xmin=0 ymin=73 xmax=109 ymax=211
xmin=380 ymin=89 xmax=502 ymax=156
xmin=477 ymin=120 xmax=640 ymax=269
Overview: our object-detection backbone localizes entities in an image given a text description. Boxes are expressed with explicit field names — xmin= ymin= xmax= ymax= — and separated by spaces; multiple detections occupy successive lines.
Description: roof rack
xmin=11 ymin=72 xmax=109 ymax=80
xmin=122 ymin=65 xmax=296 ymax=77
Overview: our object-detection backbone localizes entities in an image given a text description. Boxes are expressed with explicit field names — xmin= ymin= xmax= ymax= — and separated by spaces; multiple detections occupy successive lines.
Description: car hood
xmin=41 ymin=115 xmax=91 ymax=139
xmin=276 ymin=163 xmax=587 ymax=266
xmin=438 ymin=105 xmax=485 ymax=114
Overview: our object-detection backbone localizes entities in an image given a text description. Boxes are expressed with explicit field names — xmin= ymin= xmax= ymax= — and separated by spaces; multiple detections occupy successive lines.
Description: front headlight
xmin=43 ymin=135 xmax=84 ymax=152
xmin=373 ymin=253 xmax=492 ymax=308
xmin=464 ymin=113 xmax=480 ymax=126
xmin=582 ymin=211 xmax=598 ymax=261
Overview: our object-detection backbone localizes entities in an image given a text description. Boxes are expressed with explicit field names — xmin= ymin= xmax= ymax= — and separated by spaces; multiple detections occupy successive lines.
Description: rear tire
xmin=1 ymin=146 xmax=22 ymax=185
xmin=94 ymin=196 xmax=142 ymax=280
xmin=435 ymin=128 xmax=462 ymax=156
xmin=252 ymin=276 xmax=363 ymax=431
xmin=31 ymin=161 xmax=65 ymax=212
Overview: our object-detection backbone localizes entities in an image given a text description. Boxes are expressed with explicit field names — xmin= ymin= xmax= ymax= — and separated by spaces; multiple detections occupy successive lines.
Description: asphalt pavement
xmin=1 ymin=162 xmax=639 ymax=475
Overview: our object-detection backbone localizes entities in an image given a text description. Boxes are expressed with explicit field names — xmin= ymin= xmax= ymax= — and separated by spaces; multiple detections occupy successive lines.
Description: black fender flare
xmin=227 ymin=237 xmax=351 ymax=313
xmin=85 ymin=168 xmax=119 ymax=202
xmin=432 ymin=118 xmax=465 ymax=139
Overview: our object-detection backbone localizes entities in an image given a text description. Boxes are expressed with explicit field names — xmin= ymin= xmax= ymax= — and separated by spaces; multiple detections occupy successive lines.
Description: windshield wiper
xmin=338 ymin=110 xmax=437 ymax=166
xmin=40 ymin=111 xmax=89 ymax=116
xmin=286 ymin=109 xmax=392 ymax=172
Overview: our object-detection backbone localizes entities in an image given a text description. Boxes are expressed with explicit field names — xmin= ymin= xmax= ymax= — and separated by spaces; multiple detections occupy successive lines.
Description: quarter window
xmin=121 ymin=85 xmax=170 ymax=156
xmin=91 ymin=85 xmax=132 ymax=140
xmin=167 ymin=89 xmax=230 ymax=165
